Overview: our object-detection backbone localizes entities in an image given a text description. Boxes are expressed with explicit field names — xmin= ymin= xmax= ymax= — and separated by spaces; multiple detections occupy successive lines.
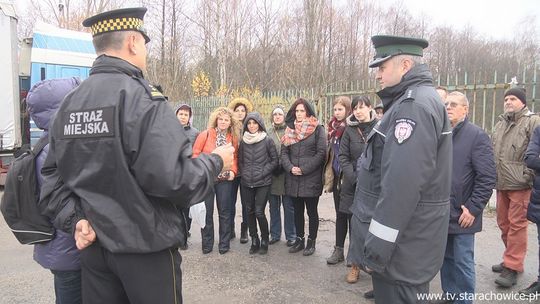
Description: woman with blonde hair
xmin=192 ymin=107 xmax=240 ymax=254
xmin=227 ymin=97 xmax=254 ymax=243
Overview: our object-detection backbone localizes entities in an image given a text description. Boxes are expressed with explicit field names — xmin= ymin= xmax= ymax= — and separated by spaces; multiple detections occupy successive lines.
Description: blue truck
xmin=0 ymin=5 xmax=95 ymax=185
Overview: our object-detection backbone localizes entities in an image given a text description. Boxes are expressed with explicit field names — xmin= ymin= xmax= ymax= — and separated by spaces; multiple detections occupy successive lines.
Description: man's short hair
xmin=92 ymin=31 xmax=128 ymax=54
xmin=392 ymin=54 xmax=423 ymax=67
xmin=448 ymin=91 xmax=469 ymax=107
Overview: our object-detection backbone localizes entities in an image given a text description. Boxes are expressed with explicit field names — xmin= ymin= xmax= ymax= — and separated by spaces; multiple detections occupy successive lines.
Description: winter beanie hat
xmin=504 ymin=87 xmax=526 ymax=105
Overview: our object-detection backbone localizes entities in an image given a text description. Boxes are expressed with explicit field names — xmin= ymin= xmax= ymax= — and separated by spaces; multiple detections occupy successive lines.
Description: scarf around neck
xmin=281 ymin=116 xmax=319 ymax=146
xmin=327 ymin=117 xmax=347 ymax=141
xmin=243 ymin=131 xmax=267 ymax=144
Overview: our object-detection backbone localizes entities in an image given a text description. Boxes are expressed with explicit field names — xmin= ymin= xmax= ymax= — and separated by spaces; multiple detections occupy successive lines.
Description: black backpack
xmin=1 ymin=137 xmax=55 ymax=244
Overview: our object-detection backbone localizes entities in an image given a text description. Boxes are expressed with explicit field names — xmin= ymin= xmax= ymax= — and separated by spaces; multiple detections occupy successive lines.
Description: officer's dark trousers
xmin=372 ymin=272 xmax=429 ymax=304
xmin=80 ymin=242 xmax=182 ymax=304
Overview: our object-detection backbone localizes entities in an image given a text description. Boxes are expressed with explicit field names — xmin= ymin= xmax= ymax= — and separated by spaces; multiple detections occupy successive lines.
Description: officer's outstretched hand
xmin=75 ymin=219 xmax=96 ymax=250
xmin=212 ymin=143 xmax=235 ymax=172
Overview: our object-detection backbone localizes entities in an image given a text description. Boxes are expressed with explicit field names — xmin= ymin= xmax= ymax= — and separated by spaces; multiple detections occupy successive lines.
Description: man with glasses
xmin=433 ymin=92 xmax=496 ymax=304
xmin=39 ymin=7 xmax=233 ymax=303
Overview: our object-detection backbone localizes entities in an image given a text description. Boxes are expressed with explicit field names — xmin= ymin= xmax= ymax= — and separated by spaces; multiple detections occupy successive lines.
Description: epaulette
xmin=133 ymin=77 xmax=166 ymax=101
xmin=403 ymin=88 xmax=417 ymax=101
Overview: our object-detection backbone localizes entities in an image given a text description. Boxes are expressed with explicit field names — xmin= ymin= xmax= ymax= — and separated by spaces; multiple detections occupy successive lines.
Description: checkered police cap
xmin=83 ymin=7 xmax=150 ymax=43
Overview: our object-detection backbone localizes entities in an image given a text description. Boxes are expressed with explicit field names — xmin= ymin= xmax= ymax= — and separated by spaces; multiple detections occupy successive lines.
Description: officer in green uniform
xmin=39 ymin=7 xmax=234 ymax=304
xmin=354 ymin=35 xmax=452 ymax=303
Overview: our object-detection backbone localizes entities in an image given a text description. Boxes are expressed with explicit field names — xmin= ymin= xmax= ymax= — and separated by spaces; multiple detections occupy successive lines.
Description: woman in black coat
xmin=281 ymin=98 xmax=327 ymax=256
xmin=239 ymin=112 xmax=278 ymax=255
xmin=522 ymin=126 xmax=540 ymax=296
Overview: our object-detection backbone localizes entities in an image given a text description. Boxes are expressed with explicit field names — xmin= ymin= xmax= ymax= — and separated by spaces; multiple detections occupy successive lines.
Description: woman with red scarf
xmin=325 ymin=96 xmax=352 ymax=265
xmin=281 ymin=98 xmax=327 ymax=256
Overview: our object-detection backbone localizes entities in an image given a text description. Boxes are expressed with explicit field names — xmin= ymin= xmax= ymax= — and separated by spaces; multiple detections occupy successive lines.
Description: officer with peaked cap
xmin=348 ymin=35 xmax=452 ymax=303
xmin=39 ymin=7 xmax=234 ymax=303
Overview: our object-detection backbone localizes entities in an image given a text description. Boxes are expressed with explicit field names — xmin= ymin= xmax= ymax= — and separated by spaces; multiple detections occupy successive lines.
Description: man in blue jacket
xmin=433 ymin=91 xmax=496 ymax=304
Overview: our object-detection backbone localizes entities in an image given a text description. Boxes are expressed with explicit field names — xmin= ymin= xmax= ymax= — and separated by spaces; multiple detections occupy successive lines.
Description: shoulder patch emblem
xmin=394 ymin=118 xmax=416 ymax=144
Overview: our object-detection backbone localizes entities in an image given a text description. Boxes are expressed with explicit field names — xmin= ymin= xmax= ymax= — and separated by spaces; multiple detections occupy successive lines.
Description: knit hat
xmin=504 ymin=87 xmax=526 ymax=105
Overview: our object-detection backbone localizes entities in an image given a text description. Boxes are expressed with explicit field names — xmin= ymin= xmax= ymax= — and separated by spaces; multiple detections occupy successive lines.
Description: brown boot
xmin=346 ymin=264 xmax=360 ymax=283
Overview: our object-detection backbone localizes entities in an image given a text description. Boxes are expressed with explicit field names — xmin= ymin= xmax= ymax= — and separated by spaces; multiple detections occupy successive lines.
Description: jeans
xmin=201 ymin=181 xmax=233 ymax=251
xmin=51 ymin=270 xmax=82 ymax=304
xmin=440 ymin=233 xmax=475 ymax=304
xmin=269 ymin=194 xmax=296 ymax=241
xmin=241 ymin=185 xmax=270 ymax=239
xmin=230 ymin=177 xmax=247 ymax=232
xmin=292 ymin=197 xmax=320 ymax=240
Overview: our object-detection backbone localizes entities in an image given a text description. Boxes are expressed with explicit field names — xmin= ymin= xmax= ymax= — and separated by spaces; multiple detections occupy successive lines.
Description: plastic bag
xmin=189 ymin=202 xmax=206 ymax=229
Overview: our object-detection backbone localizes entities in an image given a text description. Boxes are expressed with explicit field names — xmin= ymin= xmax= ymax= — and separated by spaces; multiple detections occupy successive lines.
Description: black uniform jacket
xmin=359 ymin=64 xmax=452 ymax=285
xmin=39 ymin=55 xmax=222 ymax=254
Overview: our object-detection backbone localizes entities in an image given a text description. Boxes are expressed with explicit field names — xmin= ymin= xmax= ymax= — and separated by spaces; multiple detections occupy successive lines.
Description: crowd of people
xmin=17 ymin=6 xmax=540 ymax=304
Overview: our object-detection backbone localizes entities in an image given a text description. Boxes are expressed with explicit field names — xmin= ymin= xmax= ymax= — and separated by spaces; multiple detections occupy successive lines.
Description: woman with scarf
xmin=268 ymin=105 xmax=297 ymax=246
xmin=238 ymin=112 xmax=278 ymax=255
xmin=227 ymin=97 xmax=254 ymax=244
xmin=192 ymin=107 xmax=240 ymax=254
xmin=281 ymin=98 xmax=327 ymax=256
xmin=326 ymin=96 xmax=352 ymax=265
xmin=340 ymin=96 xmax=378 ymax=299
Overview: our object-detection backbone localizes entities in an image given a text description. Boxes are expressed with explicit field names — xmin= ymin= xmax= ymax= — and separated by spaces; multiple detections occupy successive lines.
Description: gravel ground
xmin=0 ymin=191 xmax=537 ymax=303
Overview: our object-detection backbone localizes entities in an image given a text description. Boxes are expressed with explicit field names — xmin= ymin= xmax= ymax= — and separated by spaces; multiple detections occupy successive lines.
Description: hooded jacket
xmin=281 ymin=101 xmax=327 ymax=197
xmin=39 ymin=55 xmax=223 ymax=254
xmin=238 ymin=112 xmax=278 ymax=187
xmin=26 ymin=77 xmax=81 ymax=271
xmin=358 ymin=64 xmax=452 ymax=285
xmin=174 ymin=103 xmax=199 ymax=145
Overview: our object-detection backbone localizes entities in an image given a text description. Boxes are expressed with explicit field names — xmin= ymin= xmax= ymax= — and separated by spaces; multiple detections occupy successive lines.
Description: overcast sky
xmin=378 ymin=0 xmax=540 ymax=40
xmin=13 ymin=0 xmax=540 ymax=41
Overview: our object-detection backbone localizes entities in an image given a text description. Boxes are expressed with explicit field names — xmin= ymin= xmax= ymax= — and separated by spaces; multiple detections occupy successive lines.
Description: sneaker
xmin=492 ymin=262 xmax=504 ymax=273
xmin=346 ymin=264 xmax=360 ymax=283
xmin=286 ymin=239 xmax=295 ymax=247
xmin=519 ymin=281 xmax=540 ymax=297
xmin=495 ymin=267 xmax=518 ymax=288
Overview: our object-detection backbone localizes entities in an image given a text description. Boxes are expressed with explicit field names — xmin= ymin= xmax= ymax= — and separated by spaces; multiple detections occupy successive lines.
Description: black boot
xmin=259 ymin=237 xmax=269 ymax=255
xmin=249 ymin=236 xmax=260 ymax=254
xmin=288 ymin=237 xmax=305 ymax=253
xmin=303 ymin=238 xmax=316 ymax=256
xmin=240 ymin=223 xmax=249 ymax=244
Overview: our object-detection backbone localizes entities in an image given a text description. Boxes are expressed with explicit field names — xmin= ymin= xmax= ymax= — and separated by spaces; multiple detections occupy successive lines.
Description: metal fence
xmin=172 ymin=64 xmax=539 ymax=134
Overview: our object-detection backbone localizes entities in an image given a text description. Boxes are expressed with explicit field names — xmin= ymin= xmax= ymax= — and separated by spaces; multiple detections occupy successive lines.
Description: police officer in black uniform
xmin=39 ymin=7 xmax=234 ymax=304
xmin=352 ymin=35 xmax=452 ymax=303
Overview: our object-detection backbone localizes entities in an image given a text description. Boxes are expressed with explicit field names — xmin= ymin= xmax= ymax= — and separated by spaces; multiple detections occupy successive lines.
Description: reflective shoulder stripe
xmin=441 ymin=130 xmax=452 ymax=135
xmin=369 ymin=219 xmax=399 ymax=243
xmin=373 ymin=127 xmax=386 ymax=138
